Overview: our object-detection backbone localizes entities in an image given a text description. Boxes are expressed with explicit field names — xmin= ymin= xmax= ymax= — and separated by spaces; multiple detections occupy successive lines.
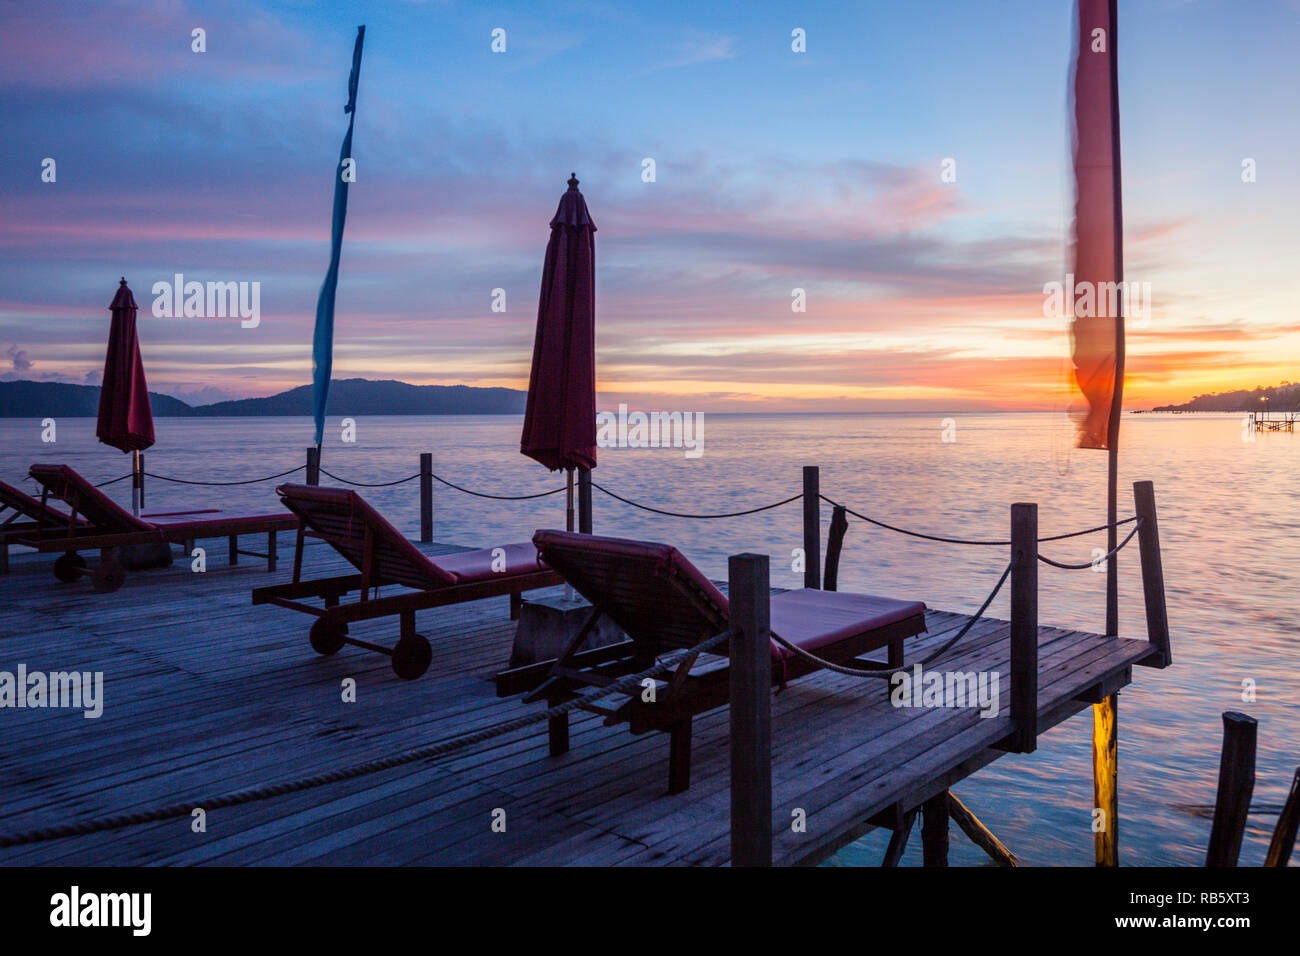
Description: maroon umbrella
xmin=97 ymin=278 xmax=154 ymax=514
xmin=520 ymin=174 xmax=597 ymax=532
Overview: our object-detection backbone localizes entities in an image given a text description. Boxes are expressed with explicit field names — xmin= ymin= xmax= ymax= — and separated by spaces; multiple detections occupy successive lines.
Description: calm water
xmin=2 ymin=411 xmax=1296 ymax=866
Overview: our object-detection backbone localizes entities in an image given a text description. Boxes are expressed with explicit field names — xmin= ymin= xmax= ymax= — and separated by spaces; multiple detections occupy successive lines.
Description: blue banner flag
xmin=312 ymin=25 xmax=365 ymax=448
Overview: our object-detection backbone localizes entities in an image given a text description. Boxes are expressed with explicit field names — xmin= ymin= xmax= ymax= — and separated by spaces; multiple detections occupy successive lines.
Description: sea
xmin=2 ymin=410 xmax=1296 ymax=866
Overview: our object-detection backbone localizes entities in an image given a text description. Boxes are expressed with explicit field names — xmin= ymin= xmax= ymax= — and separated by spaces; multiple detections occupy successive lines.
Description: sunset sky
xmin=1 ymin=0 xmax=1296 ymax=411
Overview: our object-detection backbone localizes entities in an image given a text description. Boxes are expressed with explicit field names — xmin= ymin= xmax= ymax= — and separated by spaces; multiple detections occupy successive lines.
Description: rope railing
xmin=318 ymin=467 xmax=419 ymax=488
xmin=145 ymin=464 xmax=305 ymax=486
xmin=592 ymin=481 xmax=801 ymax=519
xmin=821 ymin=494 xmax=1138 ymax=547
xmin=1037 ymin=517 xmax=1143 ymax=570
xmin=430 ymin=473 xmax=566 ymax=500
xmin=93 ymin=473 xmax=133 ymax=488
xmin=0 ymin=629 xmax=730 ymax=849
xmin=769 ymin=561 xmax=1014 ymax=679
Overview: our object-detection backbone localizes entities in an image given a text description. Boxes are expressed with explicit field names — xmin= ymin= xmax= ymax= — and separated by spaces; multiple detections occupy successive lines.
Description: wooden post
xmin=823 ymin=505 xmax=848 ymax=591
xmin=578 ymin=467 xmax=592 ymax=534
xmin=921 ymin=792 xmax=950 ymax=866
xmin=948 ymin=792 xmax=1020 ymax=866
xmin=1205 ymin=711 xmax=1257 ymax=867
xmin=305 ymin=447 xmax=320 ymax=486
xmin=881 ymin=808 xmax=916 ymax=867
xmin=419 ymin=453 xmax=433 ymax=544
xmin=1264 ymin=767 xmax=1300 ymax=868
xmin=1009 ymin=502 xmax=1038 ymax=753
xmin=729 ymin=553 xmax=772 ymax=867
xmin=135 ymin=451 xmax=145 ymax=513
xmin=1093 ymin=694 xmax=1118 ymax=866
xmin=1132 ymin=480 xmax=1171 ymax=667
xmin=802 ymin=466 xmax=820 ymax=590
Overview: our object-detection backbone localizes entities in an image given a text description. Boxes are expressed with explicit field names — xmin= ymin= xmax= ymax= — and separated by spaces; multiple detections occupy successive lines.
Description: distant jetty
xmin=0 ymin=378 xmax=526 ymax=418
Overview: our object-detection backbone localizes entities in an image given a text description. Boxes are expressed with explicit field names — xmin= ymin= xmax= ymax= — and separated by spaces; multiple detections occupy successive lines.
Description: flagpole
xmin=1105 ymin=0 xmax=1124 ymax=639
xmin=1095 ymin=0 xmax=1125 ymax=870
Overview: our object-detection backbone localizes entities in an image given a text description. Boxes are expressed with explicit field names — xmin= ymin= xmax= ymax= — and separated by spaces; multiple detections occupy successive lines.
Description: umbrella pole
xmin=565 ymin=467 xmax=575 ymax=602
xmin=132 ymin=449 xmax=141 ymax=517
xmin=566 ymin=466 xmax=575 ymax=533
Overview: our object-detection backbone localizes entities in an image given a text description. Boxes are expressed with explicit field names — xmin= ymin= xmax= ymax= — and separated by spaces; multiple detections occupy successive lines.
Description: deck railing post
xmin=305 ymin=447 xmax=320 ymax=486
xmin=730 ymin=552 xmax=773 ymax=867
xmin=1132 ymin=480 xmax=1171 ymax=667
xmin=1206 ymin=712 xmax=1257 ymax=866
xmin=1009 ymin=502 xmax=1038 ymax=753
xmin=578 ymin=467 xmax=592 ymax=534
xmin=802 ymin=466 xmax=821 ymax=589
xmin=419 ymin=453 xmax=433 ymax=543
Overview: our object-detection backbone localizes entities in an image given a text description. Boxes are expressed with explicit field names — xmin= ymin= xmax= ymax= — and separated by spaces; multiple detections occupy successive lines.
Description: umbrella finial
xmin=567 ymin=172 xmax=579 ymax=189
xmin=120 ymin=277 xmax=127 ymax=286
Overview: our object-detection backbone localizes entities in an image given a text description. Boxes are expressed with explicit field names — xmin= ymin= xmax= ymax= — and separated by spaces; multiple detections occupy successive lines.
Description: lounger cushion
xmin=277 ymin=484 xmax=455 ymax=588
xmin=277 ymin=484 xmax=547 ymax=590
xmin=533 ymin=529 xmax=730 ymax=653
xmin=29 ymin=465 xmax=294 ymax=543
xmin=770 ymin=589 xmax=927 ymax=659
xmin=144 ymin=511 xmax=295 ymax=536
xmin=533 ymin=529 xmax=926 ymax=663
xmin=433 ymin=542 xmax=547 ymax=584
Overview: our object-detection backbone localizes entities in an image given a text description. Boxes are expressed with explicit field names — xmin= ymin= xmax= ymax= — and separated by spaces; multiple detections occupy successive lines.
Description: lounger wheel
xmin=53 ymin=552 xmax=87 ymax=583
xmin=392 ymin=635 xmax=432 ymax=681
xmin=309 ymin=618 xmax=348 ymax=656
xmin=91 ymin=559 xmax=125 ymax=593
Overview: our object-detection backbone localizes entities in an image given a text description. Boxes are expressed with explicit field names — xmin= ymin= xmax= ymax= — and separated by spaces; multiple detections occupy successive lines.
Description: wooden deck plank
xmin=0 ymin=540 xmax=1157 ymax=866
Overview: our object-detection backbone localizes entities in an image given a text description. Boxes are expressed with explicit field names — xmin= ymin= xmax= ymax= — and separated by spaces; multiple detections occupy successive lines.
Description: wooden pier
xmin=1252 ymin=409 xmax=1296 ymax=432
xmin=0 ymin=480 xmax=1171 ymax=867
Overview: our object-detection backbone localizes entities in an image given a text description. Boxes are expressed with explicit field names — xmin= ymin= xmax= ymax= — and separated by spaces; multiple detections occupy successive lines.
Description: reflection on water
xmin=3 ymin=411 xmax=1296 ymax=865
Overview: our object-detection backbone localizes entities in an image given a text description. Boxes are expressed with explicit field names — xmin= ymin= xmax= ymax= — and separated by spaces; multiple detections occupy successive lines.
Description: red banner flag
xmin=1070 ymin=0 xmax=1124 ymax=450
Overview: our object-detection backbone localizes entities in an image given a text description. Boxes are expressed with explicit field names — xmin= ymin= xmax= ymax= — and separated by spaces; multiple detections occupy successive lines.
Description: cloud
xmin=645 ymin=31 xmax=737 ymax=73
xmin=6 ymin=344 xmax=32 ymax=371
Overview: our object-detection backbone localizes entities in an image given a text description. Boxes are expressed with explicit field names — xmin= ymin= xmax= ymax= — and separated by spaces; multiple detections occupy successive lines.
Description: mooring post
xmin=1009 ymin=502 xmax=1038 ymax=753
xmin=1206 ymin=711 xmax=1257 ymax=867
xmin=305 ymin=447 xmax=320 ymax=486
xmin=1093 ymin=694 xmax=1119 ymax=866
xmin=730 ymin=552 xmax=772 ymax=867
xmin=921 ymin=792 xmax=950 ymax=866
xmin=802 ymin=466 xmax=821 ymax=590
xmin=1264 ymin=767 xmax=1300 ymax=867
xmin=1132 ymin=480 xmax=1171 ymax=667
xmin=419 ymin=453 xmax=433 ymax=544
xmin=823 ymin=504 xmax=848 ymax=591
xmin=578 ymin=467 xmax=592 ymax=534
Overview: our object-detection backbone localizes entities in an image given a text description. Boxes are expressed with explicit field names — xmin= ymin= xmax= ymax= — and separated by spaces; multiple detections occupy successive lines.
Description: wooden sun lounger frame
xmin=251 ymin=517 xmax=563 ymax=680
xmin=495 ymin=534 xmax=926 ymax=795
xmin=1 ymin=502 xmax=72 ymax=576
xmin=14 ymin=473 xmax=295 ymax=593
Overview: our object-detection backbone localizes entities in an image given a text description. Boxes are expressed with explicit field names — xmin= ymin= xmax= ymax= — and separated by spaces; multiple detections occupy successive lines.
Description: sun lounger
xmin=1 ymin=477 xmax=222 ymax=574
xmin=250 ymin=484 xmax=564 ymax=680
xmin=18 ymin=464 xmax=297 ymax=592
xmin=494 ymin=529 xmax=928 ymax=793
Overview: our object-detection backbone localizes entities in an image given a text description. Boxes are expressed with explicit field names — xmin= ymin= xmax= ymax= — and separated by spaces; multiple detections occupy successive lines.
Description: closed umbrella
xmin=96 ymin=277 xmax=154 ymax=515
xmin=520 ymin=174 xmax=597 ymax=533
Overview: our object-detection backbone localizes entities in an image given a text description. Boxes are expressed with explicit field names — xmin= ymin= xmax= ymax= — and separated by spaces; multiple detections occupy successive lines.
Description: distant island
xmin=0 ymin=378 xmax=526 ymax=418
xmin=1150 ymin=382 xmax=1300 ymax=413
